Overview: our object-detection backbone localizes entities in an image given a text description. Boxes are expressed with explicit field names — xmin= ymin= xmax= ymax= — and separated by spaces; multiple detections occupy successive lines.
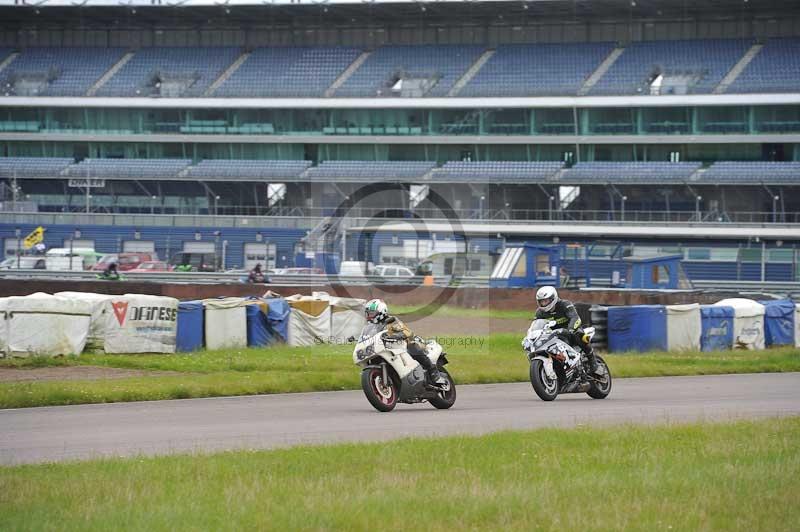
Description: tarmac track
xmin=1 ymin=372 xmax=798 ymax=465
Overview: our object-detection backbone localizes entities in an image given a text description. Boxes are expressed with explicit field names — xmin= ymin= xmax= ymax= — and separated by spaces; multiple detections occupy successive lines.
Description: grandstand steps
xmin=325 ymin=50 xmax=371 ymax=97
xmin=205 ymin=51 xmax=251 ymax=97
xmin=448 ymin=48 xmax=495 ymax=97
xmin=578 ymin=47 xmax=625 ymax=96
xmin=0 ymin=52 xmax=19 ymax=76
xmin=86 ymin=51 xmax=135 ymax=97
xmin=714 ymin=43 xmax=764 ymax=94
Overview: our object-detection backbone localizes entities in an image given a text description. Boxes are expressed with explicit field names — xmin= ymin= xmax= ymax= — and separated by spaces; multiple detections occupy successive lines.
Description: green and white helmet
xmin=364 ymin=299 xmax=389 ymax=324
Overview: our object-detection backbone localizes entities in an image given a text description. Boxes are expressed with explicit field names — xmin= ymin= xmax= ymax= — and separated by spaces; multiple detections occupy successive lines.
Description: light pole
xmin=548 ymin=196 xmax=555 ymax=220
xmin=479 ymin=195 xmax=485 ymax=219
xmin=621 ymin=195 xmax=627 ymax=221
xmin=695 ymin=195 xmax=702 ymax=222
xmin=214 ymin=195 xmax=220 ymax=216
xmin=151 ymin=195 xmax=157 ymax=215
xmin=773 ymin=195 xmax=780 ymax=223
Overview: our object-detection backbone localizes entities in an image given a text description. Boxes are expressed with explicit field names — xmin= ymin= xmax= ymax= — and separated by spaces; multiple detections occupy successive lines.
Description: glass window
xmin=536 ymin=254 xmax=551 ymax=275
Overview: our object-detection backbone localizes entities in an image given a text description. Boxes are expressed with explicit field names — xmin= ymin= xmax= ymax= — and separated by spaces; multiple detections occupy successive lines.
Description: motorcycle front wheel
xmin=361 ymin=367 xmax=399 ymax=412
xmin=586 ymin=356 xmax=612 ymax=399
xmin=529 ymin=359 xmax=559 ymax=401
xmin=428 ymin=368 xmax=457 ymax=409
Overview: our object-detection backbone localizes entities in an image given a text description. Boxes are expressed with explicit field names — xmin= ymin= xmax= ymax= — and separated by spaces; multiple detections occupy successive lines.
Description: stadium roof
xmin=0 ymin=0 xmax=795 ymax=29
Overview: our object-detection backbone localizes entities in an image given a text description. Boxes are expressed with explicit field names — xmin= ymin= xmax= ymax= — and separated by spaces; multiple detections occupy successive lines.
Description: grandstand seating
xmin=432 ymin=161 xmax=564 ymax=181
xmin=0 ymin=157 xmax=74 ymax=178
xmin=215 ymin=47 xmax=361 ymax=97
xmin=187 ymin=159 xmax=312 ymax=180
xmin=698 ymin=161 xmax=800 ymax=183
xmin=560 ymin=162 xmax=702 ymax=183
xmin=0 ymin=47 xmax=125 ymax=96
xmin=335 ymin=45 xmax=484 ymax=97
xmin=65 ymin=158 xmax=191 ymax=179
xmin=590 ymin=39 xmax=751 ymax=95
xmin=97 ymin=47 xmax=241 ymax=97
xmin=460 ymin=43 xmax=615 ymax=96
xmin=306 ymin=161 xmax=435 ymax=181
xmin=728 ymin=38 xmax=800 ymax=93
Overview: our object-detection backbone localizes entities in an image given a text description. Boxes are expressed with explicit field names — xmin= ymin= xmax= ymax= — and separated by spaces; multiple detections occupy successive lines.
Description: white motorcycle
xmin=522 ymin=319 xmax=612 ymax=401
xmin=353 ymin=329 xmax=456 ymax=412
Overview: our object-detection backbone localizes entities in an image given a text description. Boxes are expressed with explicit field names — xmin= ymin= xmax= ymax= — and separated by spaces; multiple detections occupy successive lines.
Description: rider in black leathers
xmin=534 ymin=286 xmax=602 ymax=376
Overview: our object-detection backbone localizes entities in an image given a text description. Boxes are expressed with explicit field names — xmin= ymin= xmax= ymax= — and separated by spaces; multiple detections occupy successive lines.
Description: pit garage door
xmin=244 ymin=243 xmax=276 ymax=270
xmin=123 ymin=241 xmax=155 ymax=253
xmin=183 ymin=242 xmax=215 ymax=254
xmin=63 ymin=239 xmax=95 ymax=250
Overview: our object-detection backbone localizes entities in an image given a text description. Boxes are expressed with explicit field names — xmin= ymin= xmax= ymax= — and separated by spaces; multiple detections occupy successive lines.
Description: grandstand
xmin=0 ymin=0 xmax=798 ymax=280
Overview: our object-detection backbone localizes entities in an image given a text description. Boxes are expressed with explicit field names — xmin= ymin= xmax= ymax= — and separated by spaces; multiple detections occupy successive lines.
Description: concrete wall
xmin=0 ymin=279 xmax=742 ymax=308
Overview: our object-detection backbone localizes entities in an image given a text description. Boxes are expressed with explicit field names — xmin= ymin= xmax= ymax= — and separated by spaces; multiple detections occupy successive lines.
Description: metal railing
xmin=2 ymin=208 xmax=798 ymax=227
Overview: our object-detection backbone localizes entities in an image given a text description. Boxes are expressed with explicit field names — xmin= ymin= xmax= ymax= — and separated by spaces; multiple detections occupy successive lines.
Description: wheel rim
xmin=369 ymin=369 xmax=396 ymax=405
xmin=539 ymin=364 xmax=558 ymax=395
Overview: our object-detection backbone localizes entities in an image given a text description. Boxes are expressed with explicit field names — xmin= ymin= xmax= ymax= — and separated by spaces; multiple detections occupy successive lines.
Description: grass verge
xmin=1 ymin=417 xmax=798 ymax=531
xmin=0 ymin=335 xmax=798 ymax=408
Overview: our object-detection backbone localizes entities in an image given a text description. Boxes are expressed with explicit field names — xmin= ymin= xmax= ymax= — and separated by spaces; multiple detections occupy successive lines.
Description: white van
xmin=338 ymin=261 xmax=374 ymax=278
xmin=45 ymin=248 xmax=103 ymax=271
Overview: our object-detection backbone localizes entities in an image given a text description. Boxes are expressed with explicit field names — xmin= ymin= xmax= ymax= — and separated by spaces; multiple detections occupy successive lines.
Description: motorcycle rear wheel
xmin=428 ymin=368 xmax=457 ymax=409
xmin=530 ymin=359 xmax=558 ymax=401
xmin=361 ymin=367 xmax=399 ymax=412
xmin=586 ymin=356 xmax=612 ymax=399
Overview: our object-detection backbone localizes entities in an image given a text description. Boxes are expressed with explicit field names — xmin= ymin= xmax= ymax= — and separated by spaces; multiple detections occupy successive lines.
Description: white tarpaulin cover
xmin=103 ymin=294 xmax=178 ymax=354
xmin=286 ymin=295 xmax=331 ymax=347
xmin=665 ymin=303 xmax=701 ymax=351
xmin=311 ymin=292 xmax=366 ymax=344
xmin=714 ymin=298 xmax=765 ymax=350
xmin=795 ymin=304 xmax=800 ymax=348
xmin=55 ymin=291 xmax=117 ymax=352
xmin=0 ymin=297 xmax=9 ymax=354
xmin=4 ymin=292 xmax=91 ymax=357
xmin=204 ymin=297 xmax=247 ymax=350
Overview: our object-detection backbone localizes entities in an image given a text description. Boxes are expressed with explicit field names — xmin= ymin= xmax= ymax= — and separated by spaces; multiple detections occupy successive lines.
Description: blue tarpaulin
xmin=266 ymin=298 xmax=290 ymax=342
xmin=700 ymin=305 xmax=734 ymax=351
xmin=246 ymin=302 xmax=273 ymax=347
xmin=245 ymin=297 xmax=290 ymax=347
xmin=608 ymin=305 xmax=667 ymax=352
xmin=176 ymin=300 xmax=204 ymax=352
xmin=758 ymin=299 xmax=795 ymax=346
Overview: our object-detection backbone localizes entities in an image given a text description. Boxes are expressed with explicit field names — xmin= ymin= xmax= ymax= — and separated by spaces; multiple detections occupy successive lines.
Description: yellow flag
xmin=23 ymin=226 xmax=44 ymax=249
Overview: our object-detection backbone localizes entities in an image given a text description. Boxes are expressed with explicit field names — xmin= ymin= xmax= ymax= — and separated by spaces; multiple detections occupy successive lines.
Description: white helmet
xmin=536 ymin=286 xmax=559 ymax=313
xmin=364 ymin=298 xmax=389 ymax=324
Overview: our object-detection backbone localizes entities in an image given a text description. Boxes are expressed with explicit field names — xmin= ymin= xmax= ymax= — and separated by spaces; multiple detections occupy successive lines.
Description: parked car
xmin=339 ymin=261 xmax=374 ymax=276
xmin=373 ymin=264 xmax=415 ymax=278
xmin=127 ymin=260 xmax=170 ymax=273
xmin=169 ymin=252 xmax=217 ymax=272
xmin=91 ymin=252 xmax=158 ymax=272
xmin=0 ymin=256 xmax=46 ymax=269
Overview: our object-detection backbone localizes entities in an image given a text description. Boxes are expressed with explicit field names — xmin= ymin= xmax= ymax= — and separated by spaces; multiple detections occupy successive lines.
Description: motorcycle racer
xmin=363 ymin=299 xmax=446 ymax=385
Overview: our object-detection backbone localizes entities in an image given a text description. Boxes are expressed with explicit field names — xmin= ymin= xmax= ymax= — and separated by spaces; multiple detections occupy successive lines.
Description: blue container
xmin=176 ymin=300 xmax=204 ymax=352
xmin=758 ymin=299 xmax=795 ymax=346
xmin=607 ymin=305 xmax=667 ymax=352
xmin=700 ymin=305 xmax=734 ymax=351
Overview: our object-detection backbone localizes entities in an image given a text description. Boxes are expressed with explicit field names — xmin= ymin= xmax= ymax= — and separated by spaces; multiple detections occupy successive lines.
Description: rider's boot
xmin=426 ymin=364 xmax=446 ymax=385
xmin=585 ymin=347 xmax=603 ymax=377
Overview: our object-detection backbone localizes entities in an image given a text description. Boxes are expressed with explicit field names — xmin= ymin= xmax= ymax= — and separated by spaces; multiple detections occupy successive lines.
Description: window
xmin=535 ymin=254 xmax=551 ymax=275
xmin=652 ymin=265 xmax=670 ymax=284
xmin=444 ymin=258 xmax=454 ymax=275
xmin=686 ymin=248 xmax=711 ymax=260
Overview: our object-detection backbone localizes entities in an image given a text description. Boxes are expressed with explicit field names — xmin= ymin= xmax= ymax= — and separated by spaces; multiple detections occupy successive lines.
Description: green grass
xmin=1 ymin=417 xmax=798 ymax=531
xmin=0 ymin=335 xmax=799 ymax=408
